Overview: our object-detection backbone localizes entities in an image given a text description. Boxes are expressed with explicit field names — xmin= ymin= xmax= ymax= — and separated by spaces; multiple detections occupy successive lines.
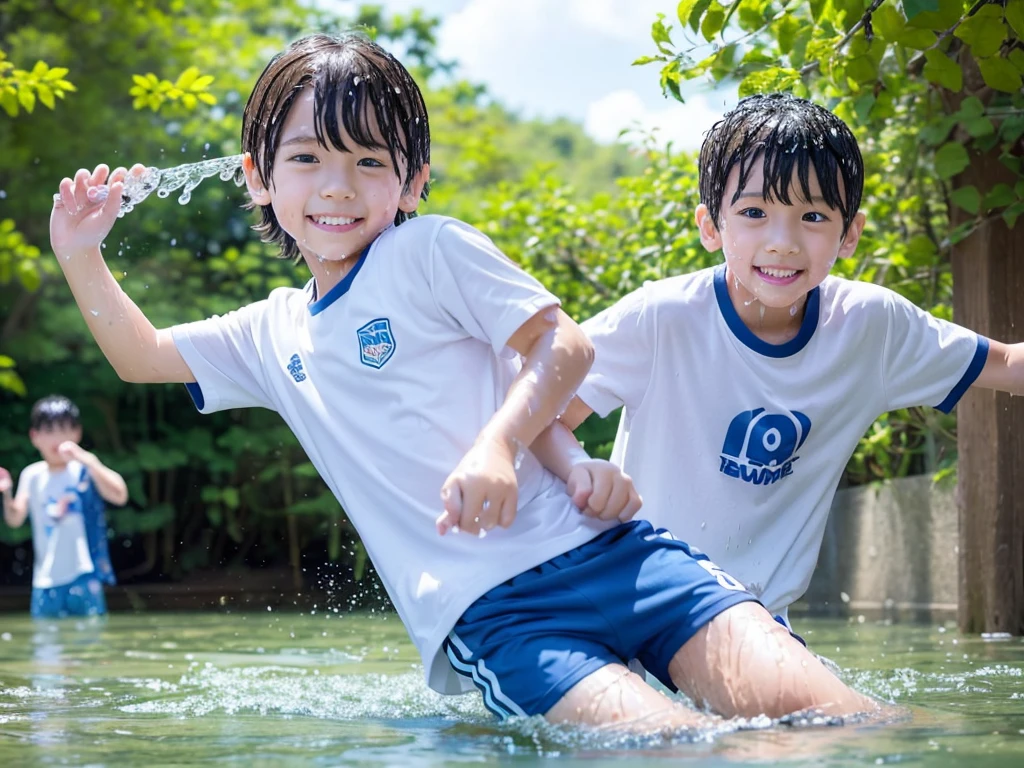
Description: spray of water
xmin=117 ymin=154 xmax=246 ymax=217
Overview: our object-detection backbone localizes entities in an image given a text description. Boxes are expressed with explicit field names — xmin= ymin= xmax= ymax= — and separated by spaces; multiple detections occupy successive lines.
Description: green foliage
xmin=129 ymin=67 xmax=217 ymax=112
xmin=0 ymin=1 xmax=639 ymax=584
xmin=0 ymin=51 xmax=75 ymax=117
xmin=641 ymin=0 xmax=1024 ymax=483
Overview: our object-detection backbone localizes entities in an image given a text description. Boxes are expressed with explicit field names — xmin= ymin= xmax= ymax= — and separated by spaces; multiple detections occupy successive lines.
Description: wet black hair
xmin=699 ymin=92 xmax=863 ymax=237
xmin=30 ymin=395 xmax=80 ymax=431
xmin=241 ymin=33 xmax=431 ymax=260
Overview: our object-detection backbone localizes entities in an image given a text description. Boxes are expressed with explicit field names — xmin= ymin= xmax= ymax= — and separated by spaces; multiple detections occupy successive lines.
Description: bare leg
xmin=545 ymin=662 xmax=719 ymax=732
xmin=669 ymin=601 xmax=879 ymax=719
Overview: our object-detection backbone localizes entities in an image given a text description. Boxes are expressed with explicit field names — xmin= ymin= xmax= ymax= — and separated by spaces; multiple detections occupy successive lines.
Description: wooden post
xmin=950 ymin=144 xmax=1024 ymax=635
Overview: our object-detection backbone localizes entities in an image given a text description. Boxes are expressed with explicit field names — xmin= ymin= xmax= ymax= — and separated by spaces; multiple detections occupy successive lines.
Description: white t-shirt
xmin=172 ymin=215 xmax=609 ymax=695
xmin=578 ymin=264 xmax=988 ymax=617
xmin=18 ymin=460 xmax=96 ymax=589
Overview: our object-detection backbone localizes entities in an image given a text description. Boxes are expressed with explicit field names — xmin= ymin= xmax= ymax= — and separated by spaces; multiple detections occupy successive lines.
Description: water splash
xmin=118 ymin=154 xmax=245 ymax=217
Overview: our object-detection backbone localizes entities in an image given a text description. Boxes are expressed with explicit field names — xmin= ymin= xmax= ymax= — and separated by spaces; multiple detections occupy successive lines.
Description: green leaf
xmin=36 ymin=83 xmax=54 ymax=109
xmin=0 ymin=90 xmax=19 ymax=117
xmin=632 ymin=55 xmax=666 ymax=66
xmin=0 ymin=369 xmax=26 ymax=397
xmin=701 ymin=1 xmax=726 ymax=41
xmin=845 ymin=55 xmax=877 ymax=83
xmin=17 ymin=259 xmax=41 ymax=292
xmin=1003 ymin=200 xmax=1024 ymax=229
xmin=776 ymin=14 xmax=802 ymax=55
xmin=903 ymin=0 xmax=939 ymax=20
xmin=652 ymin=14 xmax=674 ymax=51
xmin=222 ymin=487 xmax=240 ymax=510
xmin=17 ymin=88 xmax=35 ymax=113
xmin=934 ymin=142 xmax=970 ymax=179
xmin=175 ymin=66 xmax=199 ymax=89
xmin=978 ymin=56 xmax=1023 ymax=92
xmin=680 ymin=0 xmax=712 ymax=32
xmin=962 ymin=116 xmax=994 ymax=137
xmin=898 ymin=28 xmax=938 ymax=49
xmin=872 ymin=4 xmax=906 ymax=40
xmin=949 ymin=185 xmax=980 ymax=214
xmin=982 ymin=183 xmax=1016 ymax=210
xmin=923 ymin=50 xmax=962 ymax=90
xmin=1007 ymin=0 xmax=1024 ymax=38
xmin=954 ymin=10 xmax=1007 ymax=59
xmin=0 ymin=355 xmax=14 ymax=369
xmin=906 ymin=0 xmax=965 ymax=29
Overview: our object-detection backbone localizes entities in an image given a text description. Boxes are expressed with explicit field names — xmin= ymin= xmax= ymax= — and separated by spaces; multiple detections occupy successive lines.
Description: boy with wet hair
xmin=1 ymin=395 xmax=128 ymax=617
xmin=545 ymin=92 xmax=1024 ymax=632
xmin=49 ymin=39 xmax=876 ymax=728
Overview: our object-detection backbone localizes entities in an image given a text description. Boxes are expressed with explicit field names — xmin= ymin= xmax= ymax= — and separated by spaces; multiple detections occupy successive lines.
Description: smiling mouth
xmin=755 ymin=266 xmax=802 ymax=280
xmin=310 ymin=215 xmax=361 ymax=226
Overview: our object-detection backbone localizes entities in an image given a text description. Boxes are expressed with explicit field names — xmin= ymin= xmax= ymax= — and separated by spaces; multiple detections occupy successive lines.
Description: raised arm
xmin=58 ymin=443 xmax=129 ymax=507
xmin=437 ymin=308 xmax=593 ymax=535
xmin=973 ymin=340 xmax=1024 ymax=394
xmin=51 ymin=165 xmax=194 ymax=384
xmin=0 ymin=467 xmax=28 ymax=528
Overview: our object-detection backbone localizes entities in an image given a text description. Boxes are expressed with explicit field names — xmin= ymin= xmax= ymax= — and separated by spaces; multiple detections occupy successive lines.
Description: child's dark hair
xmin=699 ymin=92 xmax=863 ymax=237
xmin=241 ymin=33 xmax=431 ymax=260
xmin=30 ymin=395 xmax=80 ymax=431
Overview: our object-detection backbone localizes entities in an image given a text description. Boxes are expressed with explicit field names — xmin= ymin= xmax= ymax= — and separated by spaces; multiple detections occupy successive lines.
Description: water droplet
xmin=170 ymin=238 xmax=176 ymax=247
xmin=90 ymin=309 xmax=100 ymax=317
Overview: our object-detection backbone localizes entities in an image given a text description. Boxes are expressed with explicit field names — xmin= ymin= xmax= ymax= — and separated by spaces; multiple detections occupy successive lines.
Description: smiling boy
xmin=544 ymin=92 xmax=1024 ymax=629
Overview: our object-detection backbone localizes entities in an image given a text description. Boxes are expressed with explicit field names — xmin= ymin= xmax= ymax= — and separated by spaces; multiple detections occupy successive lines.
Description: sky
xmin=327 ymin=0 xmax=738 ymax=150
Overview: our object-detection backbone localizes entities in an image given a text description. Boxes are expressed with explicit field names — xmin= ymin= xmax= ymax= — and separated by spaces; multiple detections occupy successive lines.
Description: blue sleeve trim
xmin=184 ymin=381 xmax=206 ymax=411
xmin=935 ymin=336 xmax=989 ymax=414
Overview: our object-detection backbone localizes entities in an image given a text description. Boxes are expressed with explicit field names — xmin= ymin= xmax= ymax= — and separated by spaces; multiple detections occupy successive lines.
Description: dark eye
xmin=738 ymin=208 xmax=765 ymax=219
xmin=289 ymin=153 xmax=318 ymax=164
xmin=803 ymin=211 xmax=828 ymax=222
xmin=357 ymin=157 xmax=385 ymax=168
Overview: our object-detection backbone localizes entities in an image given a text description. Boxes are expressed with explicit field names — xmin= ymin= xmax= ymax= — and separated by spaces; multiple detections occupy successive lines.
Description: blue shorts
xmin=444 ymin=520 xmax=757 ymax=719
xmin=31 ymin=571 xmax=107 ymax=619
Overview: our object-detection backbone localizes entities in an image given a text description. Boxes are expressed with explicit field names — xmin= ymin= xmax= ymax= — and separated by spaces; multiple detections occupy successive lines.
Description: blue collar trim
xmin=309 ymin=242 xmax=373 ymax=316
xmin=713 ymin=263 xmax=820 ymax=358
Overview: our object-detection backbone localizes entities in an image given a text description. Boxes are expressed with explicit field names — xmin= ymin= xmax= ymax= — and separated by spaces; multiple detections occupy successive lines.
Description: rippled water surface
xmin=1 ymin=612 xmax=1022 ymax=766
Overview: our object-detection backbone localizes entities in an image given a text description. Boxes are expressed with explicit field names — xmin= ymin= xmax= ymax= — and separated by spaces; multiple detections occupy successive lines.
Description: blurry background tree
xmin=643 ymin=0 xmax=1023 ymax=633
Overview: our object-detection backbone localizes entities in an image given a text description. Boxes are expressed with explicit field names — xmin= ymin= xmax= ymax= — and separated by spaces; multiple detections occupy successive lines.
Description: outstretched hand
xmin=0 ymin=466 xmax=11 ymax=495
xmin=566 ymin=460 xmax=642 ymax=522
xmin=50 ymin=163 xmax=145 ymax=258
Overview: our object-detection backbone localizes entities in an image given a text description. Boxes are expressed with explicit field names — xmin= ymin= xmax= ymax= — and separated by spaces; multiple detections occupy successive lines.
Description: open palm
xmin=49 ymin=164 xmax=129 ymax=257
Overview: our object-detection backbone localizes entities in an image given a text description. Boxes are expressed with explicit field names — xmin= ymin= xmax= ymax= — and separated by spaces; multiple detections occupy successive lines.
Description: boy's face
xmin=244 ymin=87 xmax=428 ymax=263
xmin=29 ymin=424 xmax=82 ymax=466
xmin=697 ymin=159 xmax=865 ymax=310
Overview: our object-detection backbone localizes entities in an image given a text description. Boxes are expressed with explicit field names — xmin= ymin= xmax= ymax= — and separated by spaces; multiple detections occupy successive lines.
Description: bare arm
xmin=437 ymin=307 xmax=594 ymax=535
xmin=529 ymin=396 xmax=595 ymax=482
xmin=0 ymin=468 xmax=28 ymax=528
xmin=51 ymin=165 xmax=194 ymax=384
xmin=973 ymin=340 xmax=1024 ymax=394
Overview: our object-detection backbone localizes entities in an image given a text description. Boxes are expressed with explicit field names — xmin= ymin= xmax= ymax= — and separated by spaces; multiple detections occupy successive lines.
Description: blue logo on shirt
xmin=357 ymin=318 xmax=396 ymax=369
xmin=286 ymin=354 xmax=307 ymax=382
xmin=719 ymin=408 xmax=811 ymax=486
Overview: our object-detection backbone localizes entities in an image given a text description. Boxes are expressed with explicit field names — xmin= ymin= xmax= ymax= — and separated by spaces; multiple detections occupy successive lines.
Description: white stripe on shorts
xmin=446 ymin=631 xmax=527 ymax=719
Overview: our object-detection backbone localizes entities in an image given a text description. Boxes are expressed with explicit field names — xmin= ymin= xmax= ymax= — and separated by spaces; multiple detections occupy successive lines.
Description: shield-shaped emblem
xmin=357 ymin=318 xmax=396 ymax=369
